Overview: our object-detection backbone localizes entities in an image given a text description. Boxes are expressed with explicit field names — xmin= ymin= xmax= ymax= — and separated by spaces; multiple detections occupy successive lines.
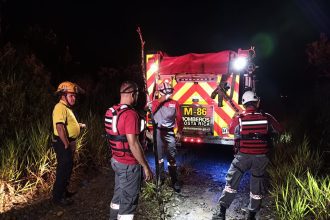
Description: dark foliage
xmin=0 ymin=42 xmax=54 ymax=143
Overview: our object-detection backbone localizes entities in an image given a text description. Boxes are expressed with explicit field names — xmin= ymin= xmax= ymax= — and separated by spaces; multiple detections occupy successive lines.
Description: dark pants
xmin=52 ymin=136 xmax=74 ymax=202
xmin=110 ymin=158 xmax=142 ymax=220
xmin=156 ymin=129 xmax=177 ymax=165
xmin=156 ymin=129 xmax=179 ymax=186
xmin=219 ymin=152 xmax=269 ymax=212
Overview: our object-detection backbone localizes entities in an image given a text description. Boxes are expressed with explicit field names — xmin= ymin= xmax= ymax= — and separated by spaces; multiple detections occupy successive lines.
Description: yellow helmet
xmin=56 ymin=81 xmax=79 ymax=94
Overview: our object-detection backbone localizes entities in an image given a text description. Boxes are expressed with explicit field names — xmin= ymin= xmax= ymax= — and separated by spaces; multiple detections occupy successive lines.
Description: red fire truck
xmin=145 ymin=47 xmax=257 ymax=145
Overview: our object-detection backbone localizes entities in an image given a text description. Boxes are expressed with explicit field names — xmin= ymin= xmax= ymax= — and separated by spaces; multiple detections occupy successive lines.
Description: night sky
xmin=2 ymin=0 xmax=329 ymax=114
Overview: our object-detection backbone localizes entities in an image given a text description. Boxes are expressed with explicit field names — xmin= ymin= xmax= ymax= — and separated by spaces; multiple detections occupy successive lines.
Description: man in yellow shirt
xmin=52 ymin=81 xmax=85 ymax=206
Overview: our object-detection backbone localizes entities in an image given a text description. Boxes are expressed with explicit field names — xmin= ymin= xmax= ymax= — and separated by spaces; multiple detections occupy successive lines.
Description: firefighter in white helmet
xmin=212 ymin=90 xmax=283 ymax=220
xmin=151 ymin=81 xmax=184 ymax=192
xmin=52 ymin=81 xmax=86 ymax=206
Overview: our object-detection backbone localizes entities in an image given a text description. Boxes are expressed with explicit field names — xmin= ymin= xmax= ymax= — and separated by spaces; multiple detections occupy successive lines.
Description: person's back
xmin=212 ymin=91 xmax=282 ymax=220
xmin=230 ymin=105 xmax=282 ymax=155
xmin=105 ymin=81 xmax=153 ymax=220
xmin=105 ymin=103 xmax=140 ymax=164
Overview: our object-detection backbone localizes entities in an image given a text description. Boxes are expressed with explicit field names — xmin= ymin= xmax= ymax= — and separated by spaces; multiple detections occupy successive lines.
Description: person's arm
xmin=127 ymin=134 xmax=153 ymax=181
xmin=175 ymin=101 xmax=184 ymax=134
xmin=151 ymin=94 xmax=172 ymax=113
xmin=266 ymin=113 xmax=283 ymax=133
xmin=56 ymin=123 xmax=70 ymax=149
xmin=228 ymin=115 xmax=240 ymax=134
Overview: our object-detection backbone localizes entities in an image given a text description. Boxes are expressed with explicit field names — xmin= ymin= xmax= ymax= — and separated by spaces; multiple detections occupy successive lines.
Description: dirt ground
xmin=1 ymin=164 xmax=276 ymax=220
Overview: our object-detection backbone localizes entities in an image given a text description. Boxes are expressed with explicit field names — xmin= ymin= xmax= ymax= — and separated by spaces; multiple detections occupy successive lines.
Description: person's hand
xmin=143 ymin=166 xmax=153 ymax=182
xmin=165 ymin=93 xmax=173 ymax=100
xmin=69 ymin=141 xmax=76 ymax=152
xmin=145 ymin=130 xmax=153 ymax=143
xmin=146 ymin=101 xmax=152 ymax=110
xmin=175 ymin=132 xmax=182 ymax=142
xmin=79 ymin=123 xmax=86 ymax=128
xmin=233 ymin=112 xmax=241 ymax=117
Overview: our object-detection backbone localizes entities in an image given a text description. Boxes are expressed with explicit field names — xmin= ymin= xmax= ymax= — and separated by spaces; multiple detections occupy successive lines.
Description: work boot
xmin=168 ymin=165 xmax=181 ymax=193
xmin=247 ymin=211 xmax=256 ymax=220
xmin=158 ymin=161 xmax=166 ymax=186
xmin=212 ymin=204 xmax=226 ymax=220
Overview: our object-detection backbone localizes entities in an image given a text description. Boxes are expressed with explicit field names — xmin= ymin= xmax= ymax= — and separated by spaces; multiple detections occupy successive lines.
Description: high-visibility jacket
xmin=104 ymin=104 xmax=146 ymax=162
xmin=151 ymin=98 xmax=183 ymax=132
xmin=229 ymin=106 xmax=282 ymax=154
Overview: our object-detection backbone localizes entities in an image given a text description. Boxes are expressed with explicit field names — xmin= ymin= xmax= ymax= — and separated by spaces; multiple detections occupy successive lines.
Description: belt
xmin=240 ymin=134 xmax=268 ymax=140
xmin=106 ymin=134 xmax=128 ymax=142
xmin=157 ymin=127 xmax=174 ymax=132
xmin=53 ymin=135 xmax=76 ymax=142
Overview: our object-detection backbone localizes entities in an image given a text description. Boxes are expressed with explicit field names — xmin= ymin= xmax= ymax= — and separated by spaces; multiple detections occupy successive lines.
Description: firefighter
xmin=212 ymin=91 xmax=283 ymax=220
xmin=105 ymin=81 xmax=153 ymax=220
xmin=151 ymin=81 xmax=184 ymax=192
xmin=52 ymin=81 xmax=86 ymax=206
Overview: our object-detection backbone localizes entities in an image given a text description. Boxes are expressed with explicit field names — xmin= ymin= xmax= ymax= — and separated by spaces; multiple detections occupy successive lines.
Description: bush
xmin=0 ymin=43 xmax=54 ymax=141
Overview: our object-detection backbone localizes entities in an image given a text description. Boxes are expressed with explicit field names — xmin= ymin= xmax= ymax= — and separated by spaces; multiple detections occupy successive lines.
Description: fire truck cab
xmin=145 ymin=48 xmax=256 ymax=145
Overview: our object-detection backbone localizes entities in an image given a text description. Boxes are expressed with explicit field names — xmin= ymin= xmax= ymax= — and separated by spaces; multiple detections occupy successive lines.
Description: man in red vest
xmin=212 ymin=91 xmax=283 ymax=220
xmin=105 ymin=81 xmax=153 ymax=220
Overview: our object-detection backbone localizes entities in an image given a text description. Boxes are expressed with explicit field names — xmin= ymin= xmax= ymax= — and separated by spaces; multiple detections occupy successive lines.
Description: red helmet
xmin=158 ymin=82 xmax=173 ymax=95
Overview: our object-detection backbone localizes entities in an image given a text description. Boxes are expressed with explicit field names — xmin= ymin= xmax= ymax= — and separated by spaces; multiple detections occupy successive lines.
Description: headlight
xmin=232 ymin=57 xmax=248 ymax=71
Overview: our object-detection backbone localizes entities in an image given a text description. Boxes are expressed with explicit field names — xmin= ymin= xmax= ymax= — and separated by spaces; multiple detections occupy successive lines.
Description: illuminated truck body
xmin=146 ymin=48 xmax=256 ymax=145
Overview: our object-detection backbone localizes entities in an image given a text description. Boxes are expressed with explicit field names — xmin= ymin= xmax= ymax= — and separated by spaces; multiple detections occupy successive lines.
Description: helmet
xmin=158 ymin=82 xmax=173 ymax=95
xmin=56 ymin=81 xmax=79 ymax=94
xmin=242 ymin=91 xmax=259 ymax=105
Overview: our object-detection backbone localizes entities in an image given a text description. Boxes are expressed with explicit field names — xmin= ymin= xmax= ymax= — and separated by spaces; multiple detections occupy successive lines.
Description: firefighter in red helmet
xmin=212 ymin=91 xmax=283 ymax=220
xmin=151 ymin=81 xmax=184 ymax=192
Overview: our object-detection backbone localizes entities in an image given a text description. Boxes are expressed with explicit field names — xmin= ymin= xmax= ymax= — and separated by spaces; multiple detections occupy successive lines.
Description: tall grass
xmin=269 ymin=133 xmax=330 ymax=219
xmin=0 ymin=120 xmax=54 ymax=208
xmin=273 ymin=171 xmax=330 ymax=220
xmin=269 ymin=134 xmax=322 ymax=186
xmin=0 ymin=113 xmax=108 ymax=212
xmin=80 ymin=111 xmax=109 ymax=167
xmin=274 ymin=173 xmax=310 ymax=220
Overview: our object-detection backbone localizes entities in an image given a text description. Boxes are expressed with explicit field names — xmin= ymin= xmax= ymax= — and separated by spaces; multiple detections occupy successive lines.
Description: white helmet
xmin=242 ymin=91 xmax=259 ymax=105
xmin=158 ymin=82 xmax=173 ymax=95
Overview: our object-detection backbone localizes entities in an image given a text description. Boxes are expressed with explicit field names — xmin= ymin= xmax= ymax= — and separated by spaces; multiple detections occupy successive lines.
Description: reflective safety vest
xmin=237 ymin=112 xmax=269 ymax=154
xmin=104 ymin=104 xmax=146 ymax=157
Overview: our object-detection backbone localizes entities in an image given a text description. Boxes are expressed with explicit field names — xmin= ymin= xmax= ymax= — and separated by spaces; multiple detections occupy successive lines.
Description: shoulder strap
xmin=154 ymin=99 xmax=171 ymax=115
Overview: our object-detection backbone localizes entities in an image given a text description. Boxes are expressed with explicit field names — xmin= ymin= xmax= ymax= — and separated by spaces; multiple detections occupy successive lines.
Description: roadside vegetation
xmin=0 ymin=26 xmax=329 ymax=220
xmin=269 ymin=134 xmax=330 ymax=219
xmin=0 ymin=39 xmax=145 ymax=213
xmin=268 ymin=34 xmax=330 ymax=220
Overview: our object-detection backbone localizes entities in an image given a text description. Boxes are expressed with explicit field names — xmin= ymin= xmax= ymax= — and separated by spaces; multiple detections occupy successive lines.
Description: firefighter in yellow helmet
xmin=52 ymin=81 xmax=86 ymax=206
